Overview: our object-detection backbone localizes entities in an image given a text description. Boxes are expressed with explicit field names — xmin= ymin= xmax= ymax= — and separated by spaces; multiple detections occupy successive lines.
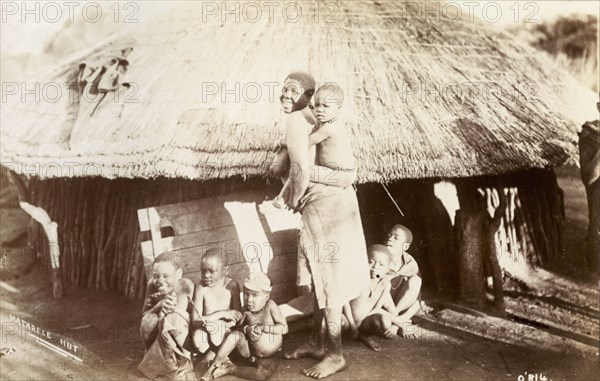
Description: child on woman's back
xmin=263 ymin=81 xmax=355 ymax=213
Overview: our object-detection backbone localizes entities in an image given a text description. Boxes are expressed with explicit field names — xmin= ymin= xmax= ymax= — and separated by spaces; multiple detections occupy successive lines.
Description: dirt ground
xmin=1 ymin=166 xmax=598 ymax=381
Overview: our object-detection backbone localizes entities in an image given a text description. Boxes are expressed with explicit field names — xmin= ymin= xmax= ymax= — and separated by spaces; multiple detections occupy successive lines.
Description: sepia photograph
xmin=0 ymin=1 xmax=598 ymax=380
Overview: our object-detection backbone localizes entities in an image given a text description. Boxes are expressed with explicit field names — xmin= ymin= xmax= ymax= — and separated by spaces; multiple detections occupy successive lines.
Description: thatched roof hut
xmin=1 ymin=1 xmax=597 ymax=300
xmin=2 ymin=1 xmax=596 ymax=180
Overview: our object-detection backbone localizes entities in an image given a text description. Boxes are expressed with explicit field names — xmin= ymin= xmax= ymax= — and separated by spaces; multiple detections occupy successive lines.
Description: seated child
xmin=343 ymin=244 xmax=402 ymax=351
xmin=265 ymin=82 xmax=356 ymax=211
xmin=201 ymin=272 xmax=288 ymax=380
xmin=191 ymin=247 xmax=242 ymax=360
xmin=385 ymin=224 xmax=422 ymax=337
xmin=138 ymin=252 xmax=195 ymax=380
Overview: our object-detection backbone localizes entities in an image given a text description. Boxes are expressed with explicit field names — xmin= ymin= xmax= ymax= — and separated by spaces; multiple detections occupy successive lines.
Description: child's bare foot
xmin=195 ymin=351 xmax=216 ymax=374
xmin=303 ymin=354 xmax=348 ymax=379
xmin=212 ymin=360 xmax=236 ymax=380
xmin=359 ymin=334 xmax=381 ymax=351
xmin=200 ymin=363 xmax=217 ymax=381
xmin=200 ymin=359 xmax=235 ymax=380
xmin=284 ymin=341 xmax=325 ymax=360
xmin=383 ymin=325 xmax=399 ymax=339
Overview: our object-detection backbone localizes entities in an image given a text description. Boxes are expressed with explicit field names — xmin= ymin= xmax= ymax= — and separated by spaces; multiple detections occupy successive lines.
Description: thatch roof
xmin=1 ymin=1 xmax=597 ymax=182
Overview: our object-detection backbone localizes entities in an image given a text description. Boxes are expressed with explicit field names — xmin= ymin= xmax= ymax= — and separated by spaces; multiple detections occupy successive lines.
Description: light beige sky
xmin=1 ymin=1 xmax=174 ymax=54
xmin=1 ymin=1 xmax=599 ymax=54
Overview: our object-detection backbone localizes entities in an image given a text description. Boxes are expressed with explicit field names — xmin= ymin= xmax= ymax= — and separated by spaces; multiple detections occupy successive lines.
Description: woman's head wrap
xmin=285 ymin=71 xmax=316 ymax=94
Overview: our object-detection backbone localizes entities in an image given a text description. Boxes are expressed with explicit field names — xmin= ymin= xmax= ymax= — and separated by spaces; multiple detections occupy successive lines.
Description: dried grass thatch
xmin=2 ymin=1 xmax=597 ymax=182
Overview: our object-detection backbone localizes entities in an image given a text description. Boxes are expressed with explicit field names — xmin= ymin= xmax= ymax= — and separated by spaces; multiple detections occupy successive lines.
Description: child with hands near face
xmin=140 ymin=252 xmax=194 ymax=348
xmin=342 ymin=245 xmax=402 ymax=351
xmin=138 ymin=252 xmax=195 ymax=380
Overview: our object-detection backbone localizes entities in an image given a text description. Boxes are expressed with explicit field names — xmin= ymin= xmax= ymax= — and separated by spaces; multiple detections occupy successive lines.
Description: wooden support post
xmin=456 ymin=184 xmax=507 ymax=314
xmin=485 ymin=188 xmax=507 ymax=315
xmin=19 ymin=201 xmax=64 ymax=299
xmin=7 ymin=171 xmax=64 ymax=298
xmin=456 ymin=207 xmax=487 ymax=309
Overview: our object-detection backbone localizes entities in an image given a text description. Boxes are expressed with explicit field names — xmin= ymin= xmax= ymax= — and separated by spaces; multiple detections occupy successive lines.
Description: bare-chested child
xmin=342 ymin=244 xmax=402 ymax=351
xmin=201 ymin=272 xmax=288 ymax=380
xmin=310 ymin=83 xmax=355 ymax=171
xmin=263 ymin=81 xmax=355 ymax=212
xmin=138 ymin=252 xmax=195 ymax=379
xmin=385 ymin=224 xmax=422 ymax=338
xmin=191 ymin=247 xmax=242 ymax=360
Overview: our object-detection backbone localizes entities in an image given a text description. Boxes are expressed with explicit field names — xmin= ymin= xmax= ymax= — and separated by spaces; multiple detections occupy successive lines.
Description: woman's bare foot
xmin=284 ymin=341 xmax=325 ymax=360
xmin=303 ymin=354 xmax=348 ymax=379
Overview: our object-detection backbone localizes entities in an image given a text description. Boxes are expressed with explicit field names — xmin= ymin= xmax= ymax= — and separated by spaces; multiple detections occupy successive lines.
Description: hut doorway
xmin=357 ymin=168 xmax=568 ymax=313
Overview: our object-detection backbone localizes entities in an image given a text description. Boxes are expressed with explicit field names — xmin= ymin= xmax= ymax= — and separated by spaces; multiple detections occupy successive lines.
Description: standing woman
xmin=276 ymin=72 xmax=370 ymax=379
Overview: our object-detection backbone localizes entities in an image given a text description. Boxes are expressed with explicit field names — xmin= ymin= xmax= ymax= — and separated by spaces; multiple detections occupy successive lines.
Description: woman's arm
xmin=286 ymin=114 xmax=311 ymax=208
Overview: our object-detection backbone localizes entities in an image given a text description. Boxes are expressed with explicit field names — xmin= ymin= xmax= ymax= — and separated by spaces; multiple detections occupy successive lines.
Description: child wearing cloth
xmin=201 ymin=272 xmax=288 ymax=380
xmin=385 ymin=224 xmax=423 ymax=338
xmin=191 ymin=247 xmax=242 ymax=363
xmin=138 ymin=252 xmax=195 ymax=380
